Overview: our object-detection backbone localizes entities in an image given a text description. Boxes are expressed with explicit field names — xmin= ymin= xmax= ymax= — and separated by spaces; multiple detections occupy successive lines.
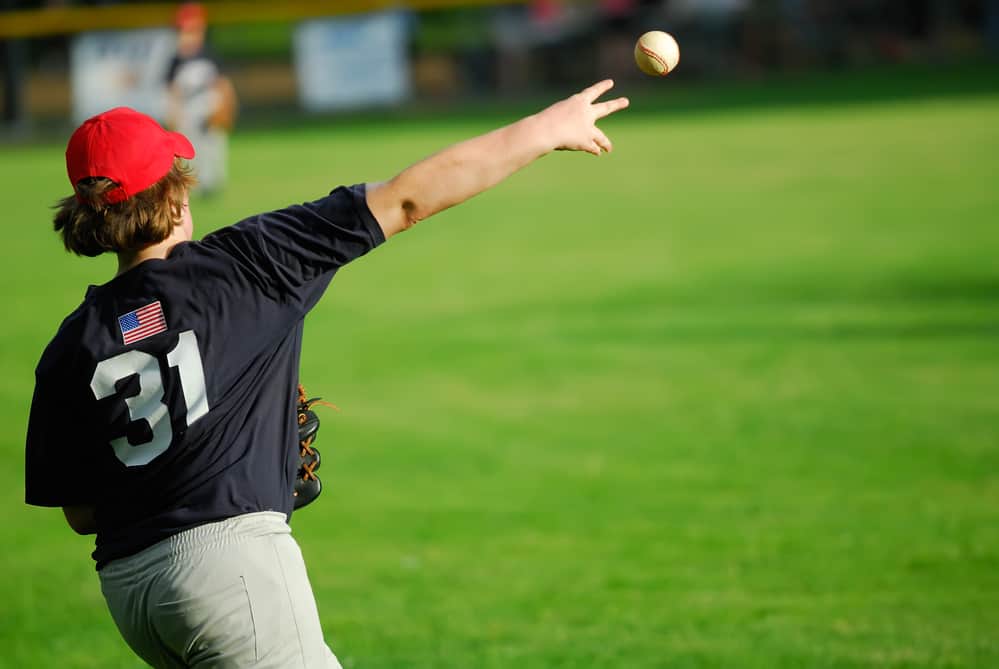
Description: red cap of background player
xmin=65 ymin=107 xmax=195 ymax=205
xmin=174 ymin=2 xmax=207 ymax=30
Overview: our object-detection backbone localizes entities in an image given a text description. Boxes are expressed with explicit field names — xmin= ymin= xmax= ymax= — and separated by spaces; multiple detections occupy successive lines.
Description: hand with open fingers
xmin=538 ymin=79 xmax=630 ymax=156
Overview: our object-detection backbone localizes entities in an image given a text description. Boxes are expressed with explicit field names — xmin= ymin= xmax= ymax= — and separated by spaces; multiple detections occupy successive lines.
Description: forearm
xmin=392 ymin=114 xmax=553 ymax=220
xmin=364 ymin=80 xmax=628 ymax=239
xmin=366 ymin=114 xmax=552 ymax=237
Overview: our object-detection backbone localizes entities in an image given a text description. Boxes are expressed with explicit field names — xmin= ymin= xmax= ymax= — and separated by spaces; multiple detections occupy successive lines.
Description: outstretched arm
xmin=365 ymin=79 xmax=630 ymax=239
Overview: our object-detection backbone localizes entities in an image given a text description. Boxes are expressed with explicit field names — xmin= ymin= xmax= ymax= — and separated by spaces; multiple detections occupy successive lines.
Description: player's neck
xmin=116 ymin=242 xmax=170 ymax=276
xmin=115 ymin=231 xmax=187 ymax=277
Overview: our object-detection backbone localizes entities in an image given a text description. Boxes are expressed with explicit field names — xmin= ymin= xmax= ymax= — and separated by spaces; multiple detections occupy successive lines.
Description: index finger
xmin=581 ymin=79 xmax=615 ymax=102
xmin=594 ymin=96 xmax=630 ymax=120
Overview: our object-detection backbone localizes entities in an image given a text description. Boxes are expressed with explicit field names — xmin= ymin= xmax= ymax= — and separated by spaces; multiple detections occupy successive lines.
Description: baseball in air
xmin=634 ymin=31 xmax=680 ymax=77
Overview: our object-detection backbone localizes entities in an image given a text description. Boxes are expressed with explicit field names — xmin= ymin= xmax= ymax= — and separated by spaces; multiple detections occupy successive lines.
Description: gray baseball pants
xmin=99 ymin=511 xmax=341 ymax=668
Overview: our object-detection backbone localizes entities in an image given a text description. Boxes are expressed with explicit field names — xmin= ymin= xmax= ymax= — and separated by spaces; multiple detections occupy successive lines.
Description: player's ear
xmin=177 ymin=189 xmax=194 ymax=236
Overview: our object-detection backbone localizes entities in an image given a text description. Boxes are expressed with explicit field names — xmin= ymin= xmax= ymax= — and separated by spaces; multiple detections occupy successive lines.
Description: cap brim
xmin=170 ymin=131 xmax=196 ymax=159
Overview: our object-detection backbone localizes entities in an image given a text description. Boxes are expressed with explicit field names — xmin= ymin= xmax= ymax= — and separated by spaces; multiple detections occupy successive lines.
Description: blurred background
xmin=2 ymin=0 xmax=997 ymax=132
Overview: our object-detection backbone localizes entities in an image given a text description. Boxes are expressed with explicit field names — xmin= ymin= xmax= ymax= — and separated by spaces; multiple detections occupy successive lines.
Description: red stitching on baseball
xmin=639 ymin=44 xmax=671 ymax=76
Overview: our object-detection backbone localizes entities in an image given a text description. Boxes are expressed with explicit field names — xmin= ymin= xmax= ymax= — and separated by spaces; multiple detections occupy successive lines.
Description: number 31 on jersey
xmin=90 ymin=330 xmax=209 ymax=467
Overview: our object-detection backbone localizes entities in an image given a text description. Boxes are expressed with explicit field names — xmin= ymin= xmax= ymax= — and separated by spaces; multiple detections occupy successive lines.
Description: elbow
xmin=400 ymin=198 xmax=423 ymax=231
xmin=70 ymin=522 xmax=97 ymax=536
xmin=68 ymin=518 xmax=97 ymax=535
xmin=63 ymin=505 xmax=97 ymax=535
xmin=366 ymin=180 xmax=423 ymax=239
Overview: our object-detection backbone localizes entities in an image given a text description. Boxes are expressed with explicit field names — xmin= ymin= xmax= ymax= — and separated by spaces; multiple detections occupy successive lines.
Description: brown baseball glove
xmin=293 ymin=384 xmax=336 ymax=509
xmin=207 ymin=75 xmax=238 ymax=131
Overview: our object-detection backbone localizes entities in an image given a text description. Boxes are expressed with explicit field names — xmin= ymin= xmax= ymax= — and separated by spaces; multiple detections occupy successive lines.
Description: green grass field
xmin=1 ymin=64 xmax=998 ymax=668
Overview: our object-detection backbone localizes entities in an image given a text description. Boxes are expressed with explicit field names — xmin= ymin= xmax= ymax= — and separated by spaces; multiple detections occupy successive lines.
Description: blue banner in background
xmin=294 ymin=11 xmax=413 ymax=113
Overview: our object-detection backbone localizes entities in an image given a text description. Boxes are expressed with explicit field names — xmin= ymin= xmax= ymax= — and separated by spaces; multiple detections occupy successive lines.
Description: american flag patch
xmin=118 ymin=301 xmax=168 ymax=345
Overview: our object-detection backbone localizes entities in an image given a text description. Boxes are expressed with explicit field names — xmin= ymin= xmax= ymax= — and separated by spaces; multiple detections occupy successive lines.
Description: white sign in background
xmin=293 ymin=11 xmax=412 ymax=112
xmin=70 ymin=29 xmax=177 ymax=124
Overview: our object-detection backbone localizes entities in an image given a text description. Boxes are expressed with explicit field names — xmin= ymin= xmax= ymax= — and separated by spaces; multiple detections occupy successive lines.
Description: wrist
xmin=519 ymin=112 xmax=558 ymax=157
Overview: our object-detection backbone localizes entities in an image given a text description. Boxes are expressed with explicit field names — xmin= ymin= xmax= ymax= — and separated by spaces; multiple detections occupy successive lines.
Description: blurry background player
xmin=166 ymin=2 xmax=236 ymax=195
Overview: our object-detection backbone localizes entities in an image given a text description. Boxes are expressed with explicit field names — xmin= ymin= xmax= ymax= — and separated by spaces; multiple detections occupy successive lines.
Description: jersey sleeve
xmin=200 ymin=183 xmax=385 ymax=304
xmin=24 ymin=357 xmax=101 ymax=507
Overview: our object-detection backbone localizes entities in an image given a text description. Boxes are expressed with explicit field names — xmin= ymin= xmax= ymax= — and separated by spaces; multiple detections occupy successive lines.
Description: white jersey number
xmin=90 ymin=330 xmax=209 ymax=467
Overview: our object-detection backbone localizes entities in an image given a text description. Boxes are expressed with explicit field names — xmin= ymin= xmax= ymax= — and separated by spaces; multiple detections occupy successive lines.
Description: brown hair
xmin=53 ymin=158 xmax=197 ymax=257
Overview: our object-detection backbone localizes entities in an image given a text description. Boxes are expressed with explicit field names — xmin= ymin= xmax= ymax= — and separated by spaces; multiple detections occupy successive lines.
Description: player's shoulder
xmin=193 ymin=184 xmax=379 ymax=256
xmin=34 ymin=291 xmax=99 ymax=378
xmin=55 ymin=285 xmax=104 ymax=339
xmin=35 ymin=278 xmax=155 ymax=375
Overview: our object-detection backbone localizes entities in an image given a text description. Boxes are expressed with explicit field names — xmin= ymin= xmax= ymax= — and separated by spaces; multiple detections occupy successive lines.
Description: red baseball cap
xmin=175 ymin=3 xmax=207 ymax=30
xmin=66 ymin=107 xmax=195 ymax=205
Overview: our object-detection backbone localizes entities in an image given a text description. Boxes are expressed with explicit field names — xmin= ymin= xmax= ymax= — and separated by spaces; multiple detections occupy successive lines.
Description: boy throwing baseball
xmin=25 ymin=80 xmax=628 ymax=667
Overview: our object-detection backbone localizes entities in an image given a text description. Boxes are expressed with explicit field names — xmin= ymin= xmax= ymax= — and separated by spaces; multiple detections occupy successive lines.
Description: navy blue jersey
xmin=25 ymin=184 xmax=384 ymax=568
